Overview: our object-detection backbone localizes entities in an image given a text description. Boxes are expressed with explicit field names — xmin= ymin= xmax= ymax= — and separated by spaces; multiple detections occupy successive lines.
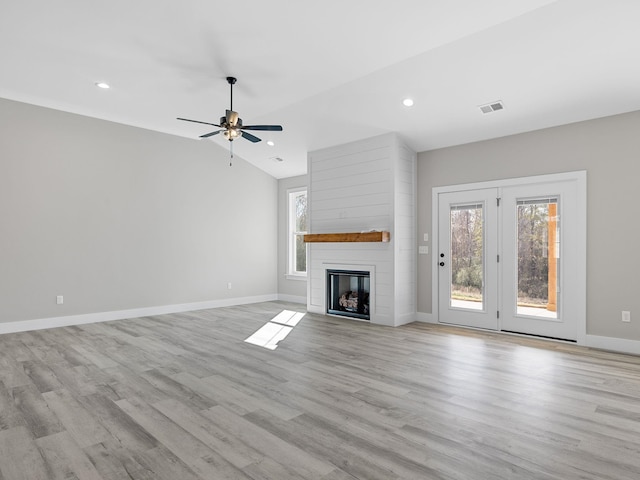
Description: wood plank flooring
xmin=1 ymin=301 xmax=640 ymax=479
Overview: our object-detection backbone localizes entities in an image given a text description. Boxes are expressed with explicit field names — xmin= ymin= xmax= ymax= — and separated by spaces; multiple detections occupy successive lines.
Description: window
xmin=288 ymin=188 xmax=307 ymax=277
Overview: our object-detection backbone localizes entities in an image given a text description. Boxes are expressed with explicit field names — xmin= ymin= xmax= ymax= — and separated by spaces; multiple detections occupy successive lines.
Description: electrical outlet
xmin=622 ymin=311 xmax=631 ymax=323
xmin=56 ymin=295 xmax=64 ymax=305
xmin=227 ymin=282 xmax=232 ymax=290
xmin=419 ymin=246 xmax=429 ymax=255
xmin=423 ymin=233 xmax=429 ymax=242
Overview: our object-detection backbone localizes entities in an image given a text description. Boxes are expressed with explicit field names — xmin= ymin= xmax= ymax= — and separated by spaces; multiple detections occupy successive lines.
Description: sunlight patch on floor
xmin=244 ymin=310 xmax=305 ymax=350
xmin=271 ymin=310 xmax=305 ymax=326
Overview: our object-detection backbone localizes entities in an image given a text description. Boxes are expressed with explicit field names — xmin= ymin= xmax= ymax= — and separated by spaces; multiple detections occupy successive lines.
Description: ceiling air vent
xmin=479 ymin=100 xmax=505 ymax=114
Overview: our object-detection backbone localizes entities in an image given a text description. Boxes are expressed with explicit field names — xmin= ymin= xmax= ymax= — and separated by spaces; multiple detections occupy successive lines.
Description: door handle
xmin=440 ymin=253 xmax=445 ymax=258
xmin=439 ymin=262 xmax=445 ymax=267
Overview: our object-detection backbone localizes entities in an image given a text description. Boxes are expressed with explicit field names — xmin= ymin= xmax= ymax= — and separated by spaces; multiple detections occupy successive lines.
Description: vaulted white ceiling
xmin=2 ymin=0 xmax=639 ymax=178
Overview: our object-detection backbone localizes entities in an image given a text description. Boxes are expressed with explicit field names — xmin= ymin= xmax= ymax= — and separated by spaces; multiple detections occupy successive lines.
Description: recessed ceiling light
xmin=95 ymin=82 xmax=110 ymax=89
xmin=266 ymin=140 xmax=275 ymax=146
xmin=402 ymin=98 xmax=414 ymax=107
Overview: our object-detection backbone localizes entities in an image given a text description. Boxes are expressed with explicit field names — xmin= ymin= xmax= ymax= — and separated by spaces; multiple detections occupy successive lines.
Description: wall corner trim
xmin=0 ymin=295 xmax=279 ymax=335
xmin=395 ymin=313 xmax=416 ymax=327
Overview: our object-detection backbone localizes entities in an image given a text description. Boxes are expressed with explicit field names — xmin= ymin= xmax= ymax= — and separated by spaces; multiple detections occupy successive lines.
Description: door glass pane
xmin=516 ymin=198 xmax=559 ymax=318
xmin=450 ymin=203 xmax=484 ymax=310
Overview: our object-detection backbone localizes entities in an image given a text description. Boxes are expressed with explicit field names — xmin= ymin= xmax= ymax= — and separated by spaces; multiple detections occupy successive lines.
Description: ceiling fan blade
xmin=241 ymin=131 xmax=261 ymax=143
xmin=226 ymin=110 xmax=239 ymax=127
xmin=200 ymin=130 xmax=223 ymax=138
xmin=177 ymin=117 xmax=221 ymax=127
xmin=241 ymin=125 xmax=283 ymax=131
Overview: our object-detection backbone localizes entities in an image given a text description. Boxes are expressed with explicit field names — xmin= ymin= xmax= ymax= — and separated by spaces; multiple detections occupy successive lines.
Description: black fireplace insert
xmin=326 ymin=269 xmax=370 ymax=320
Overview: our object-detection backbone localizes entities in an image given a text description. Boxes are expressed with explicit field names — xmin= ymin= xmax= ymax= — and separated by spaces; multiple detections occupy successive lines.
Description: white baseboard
xmin=276 ymin=294 xmax=307 ymax=304
xmin=584 ymin=334 xmax=640 ymax=355
xmin=415 ymin=312 xmax=437 ymax=324
xmin=21 ymin=298 xmax=634 ymax=357
xmin=0 ymin=294 xmax=279 ymax=335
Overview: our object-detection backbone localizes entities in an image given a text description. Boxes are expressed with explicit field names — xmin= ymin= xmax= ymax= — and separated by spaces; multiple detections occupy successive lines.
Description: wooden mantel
xmin=303 ymin=231 xmax=390 ymax=243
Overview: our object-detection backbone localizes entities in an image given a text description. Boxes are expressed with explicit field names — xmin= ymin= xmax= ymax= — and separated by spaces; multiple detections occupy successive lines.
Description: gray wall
xmin=277 ymin=174 xmax=307 ymax=301
xmin=0 ymin=98 xmax=278 ymax=323
xmin=417 ymin=110 xmax=640 ymax=340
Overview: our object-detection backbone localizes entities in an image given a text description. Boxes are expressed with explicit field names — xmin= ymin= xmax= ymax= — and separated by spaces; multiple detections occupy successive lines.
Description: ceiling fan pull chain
xmin=229 ymin=141 xmax=234 ymax=167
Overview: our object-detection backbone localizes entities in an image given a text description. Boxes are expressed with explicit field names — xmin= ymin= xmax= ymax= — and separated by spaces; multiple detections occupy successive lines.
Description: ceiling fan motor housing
xmin=220 ymin=116 xmax=242 ymax=128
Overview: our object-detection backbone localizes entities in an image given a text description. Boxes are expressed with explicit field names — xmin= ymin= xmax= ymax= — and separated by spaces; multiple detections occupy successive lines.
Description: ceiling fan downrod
xmin=227 ymin=76 xmax=236 ymax=112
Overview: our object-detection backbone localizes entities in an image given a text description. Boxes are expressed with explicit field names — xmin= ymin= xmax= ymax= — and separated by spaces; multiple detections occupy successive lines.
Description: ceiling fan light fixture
xmin=224 ymin=128 xmax=242 ymax=140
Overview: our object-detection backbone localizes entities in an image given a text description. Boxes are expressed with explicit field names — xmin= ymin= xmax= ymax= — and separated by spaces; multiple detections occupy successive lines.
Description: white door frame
xmin=431 ymin=171 xmax=587 ymax=345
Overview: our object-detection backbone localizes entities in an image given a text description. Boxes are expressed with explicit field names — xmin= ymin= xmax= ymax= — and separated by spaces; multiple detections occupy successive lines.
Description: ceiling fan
xmin=177 ymin=76 xmax=283 ymax=145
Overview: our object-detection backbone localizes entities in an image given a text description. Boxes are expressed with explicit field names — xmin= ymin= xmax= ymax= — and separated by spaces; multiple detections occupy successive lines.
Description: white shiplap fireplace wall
xmin=306 ymin=133 xmax=416 ymax=326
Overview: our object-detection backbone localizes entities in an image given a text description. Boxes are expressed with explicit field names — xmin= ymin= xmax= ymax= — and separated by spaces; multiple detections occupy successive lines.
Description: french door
xmin=437 ymin=176 xmax=584 ymax=341
xmin=438 ymin=188 xmax=499 ymax=330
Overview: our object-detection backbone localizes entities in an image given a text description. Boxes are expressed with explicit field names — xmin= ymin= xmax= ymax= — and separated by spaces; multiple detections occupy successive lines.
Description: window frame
xmin=286 ymin=187 xmax=308 ymax=279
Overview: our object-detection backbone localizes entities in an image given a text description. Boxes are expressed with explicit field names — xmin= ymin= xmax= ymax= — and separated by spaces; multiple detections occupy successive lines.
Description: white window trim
xmin=285 ymin=273 xmax=307 ymax=281
xmin=287 ymin=187 xmax=307 ymax=278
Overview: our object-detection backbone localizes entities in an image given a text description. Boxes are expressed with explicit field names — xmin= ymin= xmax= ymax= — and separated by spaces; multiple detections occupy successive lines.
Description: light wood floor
xmin=1 ymin=301 xmax=640 ymax=479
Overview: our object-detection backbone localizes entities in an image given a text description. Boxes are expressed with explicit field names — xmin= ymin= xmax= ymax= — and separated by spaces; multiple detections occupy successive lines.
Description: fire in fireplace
xmin=326 ymin=269 xmax=370 ymax=321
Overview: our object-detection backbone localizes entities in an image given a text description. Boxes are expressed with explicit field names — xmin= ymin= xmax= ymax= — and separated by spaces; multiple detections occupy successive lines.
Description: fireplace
xmin=326 ymin=269 xmax=370 ymax=321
